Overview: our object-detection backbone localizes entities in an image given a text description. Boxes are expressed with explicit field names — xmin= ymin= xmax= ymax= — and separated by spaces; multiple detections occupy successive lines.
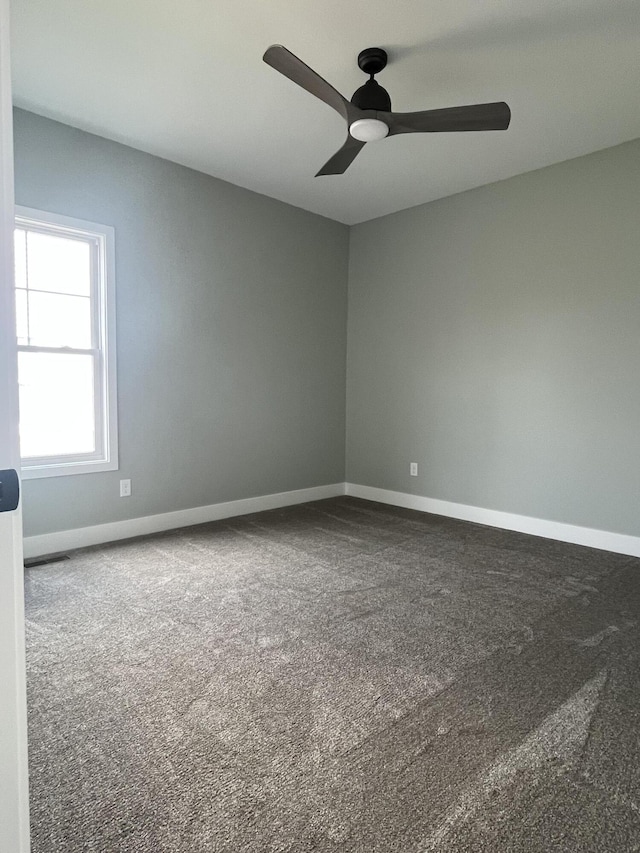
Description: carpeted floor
xmin=25 ymin=496 xmax=640 ymax=852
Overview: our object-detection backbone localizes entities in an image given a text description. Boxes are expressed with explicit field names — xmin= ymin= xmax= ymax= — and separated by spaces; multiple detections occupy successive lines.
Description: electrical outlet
xmin=410 ymin=462 xmax=418 ymax=477
xmin=119 ymin=479 xmax=132 ymax=497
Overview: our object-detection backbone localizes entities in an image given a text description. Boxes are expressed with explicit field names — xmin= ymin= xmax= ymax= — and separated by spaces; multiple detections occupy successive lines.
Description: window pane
xmin=15 ymin=289 xmax=28 ymax=344
xmin=18 ymin=351 xmax=96 ymax=458
xmin=28 ymin=291 xmax=92 ymax=348
xmin=14 ymin=229 xmax=27 ymax=289
xmin=26 ymin=230 xmax=92 ymax=296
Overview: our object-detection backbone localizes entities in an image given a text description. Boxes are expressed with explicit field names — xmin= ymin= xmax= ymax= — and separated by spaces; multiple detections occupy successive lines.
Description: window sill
xmin=21 ymin=458 xmax=118 ymax=480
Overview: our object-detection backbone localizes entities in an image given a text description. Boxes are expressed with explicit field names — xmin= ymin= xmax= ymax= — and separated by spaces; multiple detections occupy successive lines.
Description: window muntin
xmin=15 ymin=208 xmax=118 ymax=478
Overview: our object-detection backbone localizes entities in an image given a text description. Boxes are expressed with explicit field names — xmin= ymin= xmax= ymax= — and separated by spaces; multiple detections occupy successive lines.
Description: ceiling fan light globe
xmin=349 ymin=118 xmax=389 ymax=143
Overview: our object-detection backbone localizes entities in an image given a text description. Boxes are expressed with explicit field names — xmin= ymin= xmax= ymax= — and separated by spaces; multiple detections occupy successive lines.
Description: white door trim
xmin=0 ymin=0 xmax=31 ymax=848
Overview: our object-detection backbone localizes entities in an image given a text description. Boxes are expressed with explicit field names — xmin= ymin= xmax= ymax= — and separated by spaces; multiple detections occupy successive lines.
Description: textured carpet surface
xmin=25 ymin=497 xmax=640 ymax=852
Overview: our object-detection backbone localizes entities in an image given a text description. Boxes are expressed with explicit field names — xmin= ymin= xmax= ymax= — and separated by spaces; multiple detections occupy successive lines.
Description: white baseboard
xmin=345 ymin=483 xmax=640 ymax=559
xmin=24 ymin=481 xmax=640 ymax=562
xmin=23 ymin=483 xmax=346 ymax=559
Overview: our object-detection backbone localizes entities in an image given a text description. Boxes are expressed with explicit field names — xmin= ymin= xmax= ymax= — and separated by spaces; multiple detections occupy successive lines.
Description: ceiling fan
xmin=263 ymin=45 xmax=511 ymax=176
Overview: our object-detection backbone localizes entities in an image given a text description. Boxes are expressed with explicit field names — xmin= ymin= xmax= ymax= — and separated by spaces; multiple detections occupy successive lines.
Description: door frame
xmin=0 ymin=0 xmax=31 ymax=848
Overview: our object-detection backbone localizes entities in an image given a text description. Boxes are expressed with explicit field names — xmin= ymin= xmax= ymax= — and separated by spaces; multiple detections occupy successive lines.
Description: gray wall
xmin=14 ymin=110 xmax=640 ymax=541
xmin=14 ymin=109 xmax=349 ymax=537
xmin=347 ymin=140 xmax=640 ymax=536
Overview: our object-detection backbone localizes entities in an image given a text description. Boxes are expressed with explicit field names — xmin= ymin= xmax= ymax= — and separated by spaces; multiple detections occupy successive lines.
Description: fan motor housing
xmin=352 ymin=48 xmax=391 ymax=111
xmin=351 ymin=79 xmax=391 ymax=112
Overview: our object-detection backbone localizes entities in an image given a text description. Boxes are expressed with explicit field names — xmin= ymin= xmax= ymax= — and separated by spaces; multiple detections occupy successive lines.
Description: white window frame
xmin=15 ymin=206 xmax=118 ymax=479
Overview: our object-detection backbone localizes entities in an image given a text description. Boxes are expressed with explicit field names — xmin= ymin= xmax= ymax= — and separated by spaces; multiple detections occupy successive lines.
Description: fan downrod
xmin=357 ymin=47 xmax=387 ymax=77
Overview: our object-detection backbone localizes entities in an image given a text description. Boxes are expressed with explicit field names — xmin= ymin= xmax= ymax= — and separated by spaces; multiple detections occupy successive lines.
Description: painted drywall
xmin=347 ymin=139 xmax=640 ymax=537
xmin=14 ymin=109 xmax=349 ymax=537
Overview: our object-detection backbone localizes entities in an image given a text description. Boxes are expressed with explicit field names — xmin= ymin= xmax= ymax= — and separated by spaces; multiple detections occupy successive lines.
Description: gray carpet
xmin=25 ymin=496 xmax=640 ymax=852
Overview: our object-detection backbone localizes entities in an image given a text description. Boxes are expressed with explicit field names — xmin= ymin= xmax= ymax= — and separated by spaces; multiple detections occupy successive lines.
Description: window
xmin=14 ymin=207 xmax=118 ymax=478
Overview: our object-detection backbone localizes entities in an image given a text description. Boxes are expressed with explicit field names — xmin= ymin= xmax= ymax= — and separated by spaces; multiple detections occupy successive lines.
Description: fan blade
xmin=315 ymin=136 xmax=366 ymax=176
xmin=382 ymin=102 xmax=511 ymax=135
xmin=263 ymin=45 xmax=359 ymax=124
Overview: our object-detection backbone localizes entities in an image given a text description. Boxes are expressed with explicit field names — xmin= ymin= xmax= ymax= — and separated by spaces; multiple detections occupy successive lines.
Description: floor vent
xmin=24 ymin=554 xmax=70 ymax=569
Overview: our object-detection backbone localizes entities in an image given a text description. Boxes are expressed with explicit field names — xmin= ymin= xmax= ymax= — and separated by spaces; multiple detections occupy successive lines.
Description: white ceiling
xmin=10 ymin=0 xmax=640 ymax=224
